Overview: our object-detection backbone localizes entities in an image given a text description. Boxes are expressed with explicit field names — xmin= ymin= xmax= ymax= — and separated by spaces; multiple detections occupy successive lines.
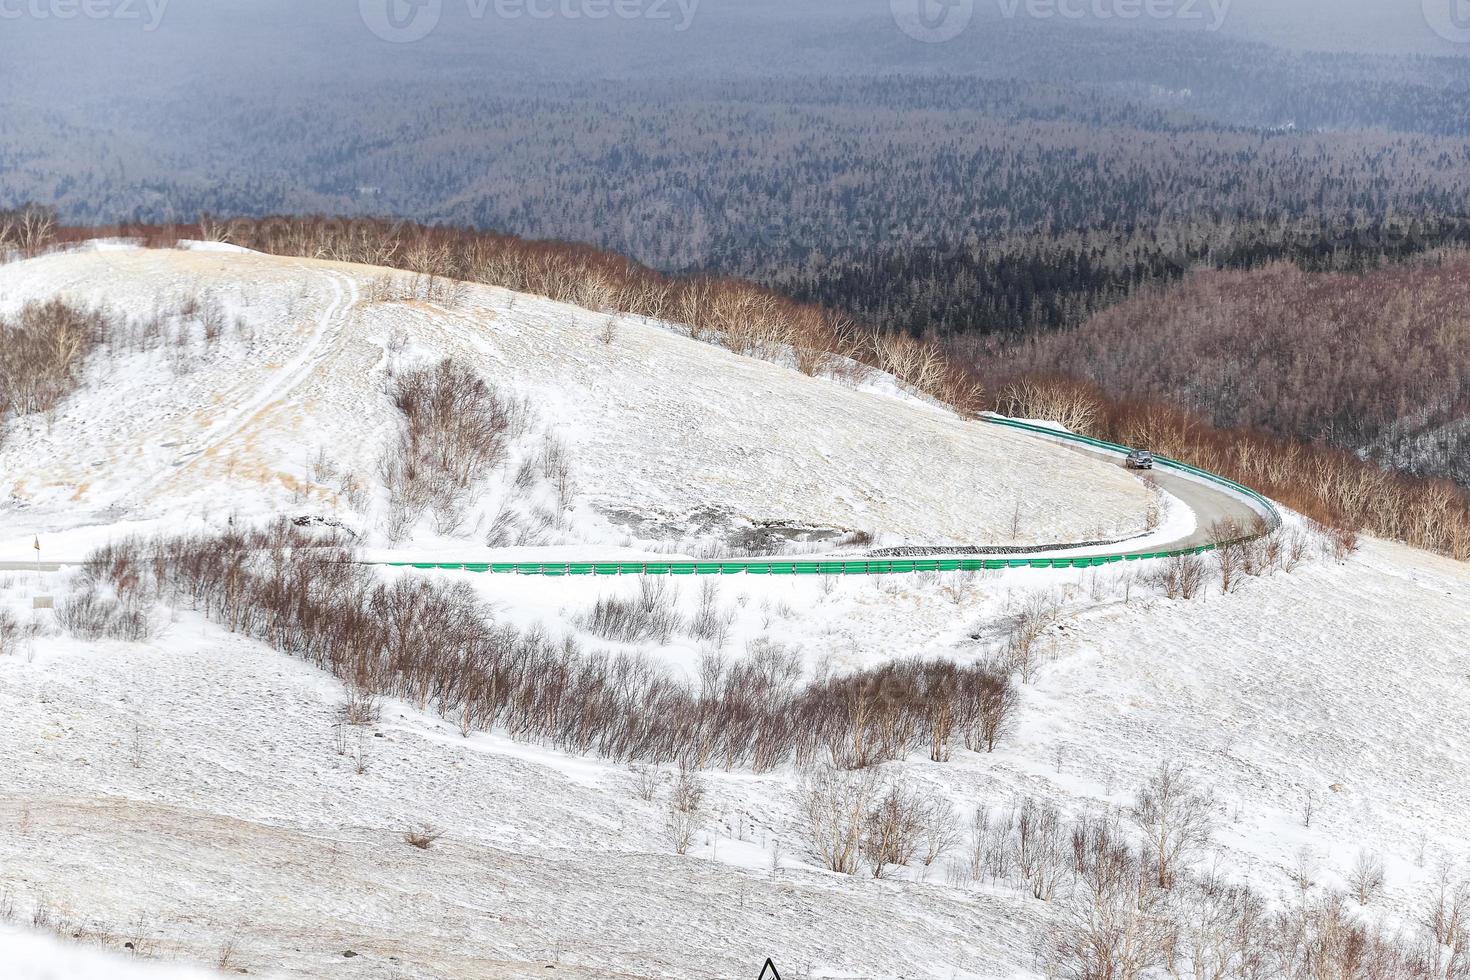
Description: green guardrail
xmin=377 ymin=416 xmax=1282 ymax=578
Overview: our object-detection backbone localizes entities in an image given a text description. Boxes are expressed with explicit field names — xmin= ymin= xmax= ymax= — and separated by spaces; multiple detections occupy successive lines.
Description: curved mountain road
xmin=2 ymin=419 xmax=1280 ymax=575
xmin=376 ymin=418 xmax=1283 ymax=576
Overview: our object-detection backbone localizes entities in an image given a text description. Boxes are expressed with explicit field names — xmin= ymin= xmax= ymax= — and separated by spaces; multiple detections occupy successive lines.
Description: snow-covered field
xmin=1 ymin=246 xmax=1467 ymax=979
xmin=2 ymin=537 xmax=1466 ymax=978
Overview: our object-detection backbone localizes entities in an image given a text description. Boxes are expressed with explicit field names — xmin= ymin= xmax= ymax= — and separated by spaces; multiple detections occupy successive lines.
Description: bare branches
xmin=380 ymin=358 xmax=530 ymax=539
xmin=1150 ymin=553 xmax=1207 ymax=601
xmin=0 ymin=204 xmax=57 ymax=257
xmin=1348 ymin=851 xmax=1385 ymax=906
xmin=797 ymin=765 xmax=875 ymax=875
xmin=1130 ymin=761 xmax=1215 ymax=890
xmin=0 ymin=300 xmax=107 ymax=434
xmin=112 ymin=526 xmax=1019 ymax=775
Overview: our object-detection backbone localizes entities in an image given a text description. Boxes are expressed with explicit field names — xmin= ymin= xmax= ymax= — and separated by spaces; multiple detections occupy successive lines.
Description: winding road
xmin=378 ymin=418 xmax=1282 ymax=577
xmin=1 ymin=418 xmax=1278 ymax=576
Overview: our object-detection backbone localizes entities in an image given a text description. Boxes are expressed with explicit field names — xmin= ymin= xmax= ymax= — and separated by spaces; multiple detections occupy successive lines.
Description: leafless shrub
xmin=124 ymin=525 xmax=1020 ymax=776
xmin=1300 ymin=789 xmax=1316 ymax=829
xmin=919 ymin=796 xmax=960 ymax=868
xmin=1131 ymin=762 xmax=1215 ymax=889
xmin=1310 ymin=519 xmax=1360 ymax=562
xmin=961 ymin=806 xmax=1016 ymax=887
xmin=0 ymin=300 xmax=107 ymax=437
xmin=1150 ymin=553 xmax=1207 ymax=600
xmin=665 ymin=769 xmax=706 ymax=855
xmin=342 ymin=687 xmax=381 ymax=726
xmin=1002 ymin=592 xmax=1064 ymax=682
xmin=861 ymin=781 xmax=930 ymax=878
xmin=1348 ymin=851 xmax=1386 ymax=906
xmin=1015 ymin=798 xmax=1069 ymax=901
xmin=1423 ymin=872 xmax=1470 ymax=958
xmin=797 ymin=765 xmax=877 ymax=875
xmin=1212 ymin=520 xmax=1245 ymax=594
xmin=403 ymin=823 xmax=445 ymax=849
xmin=351 ymin=731 xmax=371 ymax=775
xmin=215 ymin=934 xmax=241 ymax=972
xmin=996 ymin=778 xmax=1446 ymax=980
xmin=669 ymin=768 xmax=706 ymax=814
xmin=81 ymin=537 xmax=155 ymax=605
xmin=580 ymin=578 xmax=681 ymax=644
xmin=0 ymin=204 xmax=57 ymax=256
xmin=124 ymin=912 xmax=156 ymax=957
xmin=630 ymin=763 xmax=661 ymax=802
xmin=1288 ymin=846 xmax=1320 ymax=898
xmin=380 ymin=358 xmax=528 ymax=538
xmin=1282 ymin=528 xmax=1311 ymax=571
xmin=999 ymin=375 xmax=1102 ymax=434
xmin=55 ymin=583 xmax=154 ymax=641
xmin=1045 ymin=815 xmax=1171 ymax=980
xmin=536 ymin=435 xmax=576 ymax=510
xmin=962 ymin=668 xmax=1020 ymax=755
xmin=687 ymin=580 xmax=734 ymax=647
xmin=0 ymin=609 xmax=37 ymax=657
xmin=127 ymin=722 xmax=146 ymax=769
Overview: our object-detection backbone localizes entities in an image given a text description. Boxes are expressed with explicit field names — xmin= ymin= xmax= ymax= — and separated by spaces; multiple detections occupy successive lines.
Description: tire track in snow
xmin=130 ymin=268 xmax=359 ymax=508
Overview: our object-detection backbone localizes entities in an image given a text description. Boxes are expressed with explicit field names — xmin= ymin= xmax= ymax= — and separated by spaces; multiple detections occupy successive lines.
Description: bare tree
xmin=1048 ymin=816 xmax=1171 ymax=980
xmin=862 ymin=781 xmax=927 ymax=878
xmin=665 ymin=769 xmax=706 ymax=855
xmin=796 ymin=765 xmax=877 ymax=875
xmin=1131 ymin=762 xmax=1215 ymax=889
xmin=1348 ymin=851 xmax=1385 ymax=906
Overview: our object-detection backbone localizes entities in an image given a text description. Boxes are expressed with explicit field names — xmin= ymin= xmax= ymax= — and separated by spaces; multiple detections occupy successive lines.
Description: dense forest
xmin=978 ymin=259 xmax=1470 ymax=487
xmin=7 ymin=15 xmax=1470 ymax=342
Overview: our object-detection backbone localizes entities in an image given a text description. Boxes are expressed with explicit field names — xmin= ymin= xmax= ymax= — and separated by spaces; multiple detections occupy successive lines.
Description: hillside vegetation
xmin=988 ymin=259 xmax=1470 ymax=487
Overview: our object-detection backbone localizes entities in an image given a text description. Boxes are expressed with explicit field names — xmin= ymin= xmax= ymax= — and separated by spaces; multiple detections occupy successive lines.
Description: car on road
xmin=1125 ymin=449 xmax=1155 ymax=470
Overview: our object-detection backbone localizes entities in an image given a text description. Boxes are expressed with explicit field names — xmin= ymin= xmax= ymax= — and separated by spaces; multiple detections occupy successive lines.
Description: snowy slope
xmin=0 ymin=925 xmax=218 ymax=980
xmin=0 ymin=247 xmax=1150 ymax=559
xmin=2 ymin=244 xmax=1467 ymax=980
xmin=0 ymin=538 xmax=1466 ymax=978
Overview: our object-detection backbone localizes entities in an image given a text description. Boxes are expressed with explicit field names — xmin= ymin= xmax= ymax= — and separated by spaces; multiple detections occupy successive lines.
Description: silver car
xmin=1126 ymin=449 xmax=1155 ymax=470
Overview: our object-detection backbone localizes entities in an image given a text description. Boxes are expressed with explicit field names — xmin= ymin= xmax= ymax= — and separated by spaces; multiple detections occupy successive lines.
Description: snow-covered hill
xmin=0 ymin=247 xmax=1150 ymax=561
xmin=1 ymin=245 xmax=1467 ymax=980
